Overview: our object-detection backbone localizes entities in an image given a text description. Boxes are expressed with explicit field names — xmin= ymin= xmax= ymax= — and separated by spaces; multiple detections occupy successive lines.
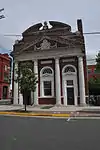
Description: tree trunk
xmin=23 ymin=91 xmax=27 ymax=112
xmin=25 ymin=102 xmax=27 ymax=112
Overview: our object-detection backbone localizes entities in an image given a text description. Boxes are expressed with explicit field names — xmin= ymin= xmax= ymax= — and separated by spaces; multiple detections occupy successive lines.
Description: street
xmin=0 ymin=116 xmax=100 ymax=150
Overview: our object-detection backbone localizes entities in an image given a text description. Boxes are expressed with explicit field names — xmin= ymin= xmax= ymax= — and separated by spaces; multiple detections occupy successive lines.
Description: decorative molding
xmin=34 ymin=39 xmax=57 ymax=51
xmin=15 ymin=47 xmax=84 ymax=62
xmin=62 ymin=64 xmax=77 ymax=74
xmin=62 ymin=58 xmax=75 ymax=63
xmin=41 ymin=60 xmax=52 ymax=64
xmin=41 ymin=39 xmax=51 ymax=50
xmin=62 ymin=72 xmax=78 ymax=106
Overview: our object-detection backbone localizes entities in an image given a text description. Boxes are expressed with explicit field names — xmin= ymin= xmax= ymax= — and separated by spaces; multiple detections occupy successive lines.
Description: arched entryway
xmin=62 ymin=65 xmax=78 ymax=106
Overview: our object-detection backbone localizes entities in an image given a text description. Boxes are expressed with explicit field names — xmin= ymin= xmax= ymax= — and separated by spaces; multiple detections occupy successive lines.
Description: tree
xmin=15 ymin=61 xmax=37 ymax=111
xmin=88 ymin=51 xmax=100 ymax=95
xmin=89 ymin=77 xmax=100 ymax=95
xmin=96 ymin=51 xmax=100 ymax=72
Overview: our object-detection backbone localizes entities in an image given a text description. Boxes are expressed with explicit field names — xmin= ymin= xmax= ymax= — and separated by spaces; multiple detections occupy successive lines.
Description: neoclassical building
xmin=12 ymin=20 xmax=88 ymax=106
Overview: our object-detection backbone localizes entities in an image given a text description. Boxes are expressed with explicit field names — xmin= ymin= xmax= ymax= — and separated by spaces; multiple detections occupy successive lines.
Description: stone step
xmin=0 ymin=99 xmax=11 ymax=105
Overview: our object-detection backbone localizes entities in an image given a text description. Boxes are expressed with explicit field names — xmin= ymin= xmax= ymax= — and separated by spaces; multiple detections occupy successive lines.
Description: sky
xmin=0 ymin=0 xmax=100 ymax=62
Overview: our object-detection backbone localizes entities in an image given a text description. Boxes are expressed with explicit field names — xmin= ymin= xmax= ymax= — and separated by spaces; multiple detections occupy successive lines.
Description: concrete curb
xmin=0 ymin=111 xmax=100 ymax=118
xmin=0 ymin=111 xmax=70 ymax=117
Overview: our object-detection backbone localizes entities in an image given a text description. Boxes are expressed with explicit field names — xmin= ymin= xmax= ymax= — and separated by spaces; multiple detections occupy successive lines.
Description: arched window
xmin=62 ymin=65 xmax=76 ymax=75
xmin=64 ymin=66 xmax=75 ymax=73
xmin=40 ymin=67 xmax=54 ymax=97
xmin=42 ymin=68 xmax=53 ymax=75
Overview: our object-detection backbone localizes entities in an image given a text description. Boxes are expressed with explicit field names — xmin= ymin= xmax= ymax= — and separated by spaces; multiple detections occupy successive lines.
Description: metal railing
xmin=86 ymin=95 xmax=100 ymax=106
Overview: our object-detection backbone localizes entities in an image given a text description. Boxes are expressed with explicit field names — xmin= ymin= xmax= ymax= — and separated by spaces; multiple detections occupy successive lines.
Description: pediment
xmin=12 ymin=20 xmax=85 ymax=57
xmin=13 ymin=33 xmax=83 ymax=56
xmin=19 ymin=35 xmax=82 ymax=53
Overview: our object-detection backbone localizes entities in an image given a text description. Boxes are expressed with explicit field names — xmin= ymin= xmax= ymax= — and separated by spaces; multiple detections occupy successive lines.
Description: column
xmin=78 ymin=56 xmax=86 ymax=105
xmin=18 ymin=63 xmax=23 ymax=105
xmin=55 ymin=58 xmax=61 ymax=105
xmin=34 ymin=60 xmax=38 ymax=105
xmin=19 ymin=93 xmax=23 ymax=105
xmin=13 ymin=62 xmax=18 ymax=104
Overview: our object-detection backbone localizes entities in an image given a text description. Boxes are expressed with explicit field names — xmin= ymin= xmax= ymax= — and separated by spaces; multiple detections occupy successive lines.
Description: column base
xmin=79 ymin=103 xmax=86 ymax=107
xmin=32 ymin=104 xmax=39 ymax=107
xmin=55 ymin=104 xmax=62 ymax=107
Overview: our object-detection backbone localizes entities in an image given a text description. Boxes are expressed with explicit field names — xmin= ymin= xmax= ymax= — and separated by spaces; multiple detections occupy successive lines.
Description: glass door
xmin=67 ymin=87 xmax=74 ymax=105
xmin=66 ymin=80 xmax=74 ymax=105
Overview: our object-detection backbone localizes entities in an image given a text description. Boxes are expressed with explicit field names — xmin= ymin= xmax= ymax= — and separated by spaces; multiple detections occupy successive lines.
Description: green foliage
xmin=89 ymin=77 xmax=100 ymax=84
xmin=15 ymin=61 xmax=37 ymax=94
xmin=89 ymin=77 xmax=100 ymax=95
xmin=88 ymin=51 xmax=100 ymax=95
xmin=96 ymin=51 xmax=100 ymax=72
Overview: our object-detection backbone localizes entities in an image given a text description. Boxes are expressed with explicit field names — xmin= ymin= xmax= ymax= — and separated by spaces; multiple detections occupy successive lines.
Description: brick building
xmin=12 ymin=20 xmax=88 ymax=106
xmin=0 ymin=53 xmax=11 ymax=99
xmin=88 ymin=64 xmax=100 ymax=80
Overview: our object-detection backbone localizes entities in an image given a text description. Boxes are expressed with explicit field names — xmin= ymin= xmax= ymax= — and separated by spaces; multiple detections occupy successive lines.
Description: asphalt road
xmin=0 ymin=116 xmax=100 ymax=150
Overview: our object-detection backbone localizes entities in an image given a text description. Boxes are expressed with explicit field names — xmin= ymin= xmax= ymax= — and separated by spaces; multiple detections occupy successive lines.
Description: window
xmin=42 ymin=68 xmax=52 ymax=75
xmin=4 ymin=72 xmax=9 ymax=82
xmin=67 ymin=80 xmax=73 ymax=86
xmin=4 ymin=65 xmax=8 ymax=71
xmin=88 ymin=69 xmax=92 ymax=74
xmin=94 ymin=68 xmax=97 ymax=73
xmin=64 ymin=66 xmax=75 ymax=73
xmin=43 ymin=81 xmax=52 ymax=96
xmin=40 ymin=67 xmax=54 ymax=97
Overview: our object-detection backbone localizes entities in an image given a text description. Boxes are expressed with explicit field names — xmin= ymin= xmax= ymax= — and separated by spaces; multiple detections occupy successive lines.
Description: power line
xmin=87 ymin=59 xmax=96 ymax=61
xmin=2 ymin=31 xmax=100 ymax=37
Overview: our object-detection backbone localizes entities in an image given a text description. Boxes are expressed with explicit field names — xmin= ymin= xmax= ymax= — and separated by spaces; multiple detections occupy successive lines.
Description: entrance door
xmin=3 ymin=86 xmax=8 ymax=99
xmin=62 ymin=65 xmax=78 ymax=106
xmin=67 ymin=87 xmax=74 ymax=105
xmin=66 ymin=80 xmax=74 ymax=105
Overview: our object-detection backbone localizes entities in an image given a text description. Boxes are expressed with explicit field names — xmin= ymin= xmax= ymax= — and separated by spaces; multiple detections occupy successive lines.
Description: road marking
xmin=0 ymin=111 xmax=70 ymax=117
xmin=0 ymin=114 xmax=100 ymax=120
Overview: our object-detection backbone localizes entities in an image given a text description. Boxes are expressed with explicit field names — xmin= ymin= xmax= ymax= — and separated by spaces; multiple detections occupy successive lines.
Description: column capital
xmin=55 ymin=57 xmax=60 ymax=60
xmin=33 ymin=59 xmax=38 ymax=66
xmin=77 ymin=55 xmax=83 ymax=58
xmin=55 ymin=57 xmax=60 ymax=64
xmin=78 ymin=56 xmax=83 ymax=61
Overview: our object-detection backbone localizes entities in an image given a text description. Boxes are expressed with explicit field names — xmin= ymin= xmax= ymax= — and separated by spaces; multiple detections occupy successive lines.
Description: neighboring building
xmin=88 ymin=64 xmax=100 ymax=80
xmin=0 ymin=53 xmax=11 ymax=99
xmin=11 ymin=20 xmax=88 ymax=106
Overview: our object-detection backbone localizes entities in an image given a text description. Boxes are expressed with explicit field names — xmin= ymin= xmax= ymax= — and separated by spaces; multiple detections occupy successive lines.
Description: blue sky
xmin=0 ymin=0 xmax=100 ymax=58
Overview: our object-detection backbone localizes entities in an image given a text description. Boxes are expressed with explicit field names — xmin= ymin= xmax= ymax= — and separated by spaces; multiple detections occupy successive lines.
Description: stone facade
xmin=11 ymin=20 xmax=88 ymax=106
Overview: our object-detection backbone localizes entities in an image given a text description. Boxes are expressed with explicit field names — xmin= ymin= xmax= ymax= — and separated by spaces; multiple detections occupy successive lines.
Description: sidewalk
xmin=0 ymin=104 xmax=98 ymax=112
xmin=0 ymin=105 xmax=100 ymax=117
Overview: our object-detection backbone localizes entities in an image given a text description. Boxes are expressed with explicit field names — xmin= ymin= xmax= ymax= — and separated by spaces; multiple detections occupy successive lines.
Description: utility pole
xmin=0 ymin=8 xmax=5 ymax=19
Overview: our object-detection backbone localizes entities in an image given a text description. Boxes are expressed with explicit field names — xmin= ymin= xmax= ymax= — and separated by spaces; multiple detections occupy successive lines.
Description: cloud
xmin=0 ymin=34 xmax=14 ymax=53
xmin=0 ymin=0 xmax=100 ymax=56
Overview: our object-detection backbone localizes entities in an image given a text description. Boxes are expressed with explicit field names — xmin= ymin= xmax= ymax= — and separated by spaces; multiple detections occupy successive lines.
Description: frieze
xmin=41 ymin=60 xmax=52 ymax=64
xmin=62 ymin=59 xmax=75 ymax=63
xmin=34 ymin=39 xmax=57 ymax=50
